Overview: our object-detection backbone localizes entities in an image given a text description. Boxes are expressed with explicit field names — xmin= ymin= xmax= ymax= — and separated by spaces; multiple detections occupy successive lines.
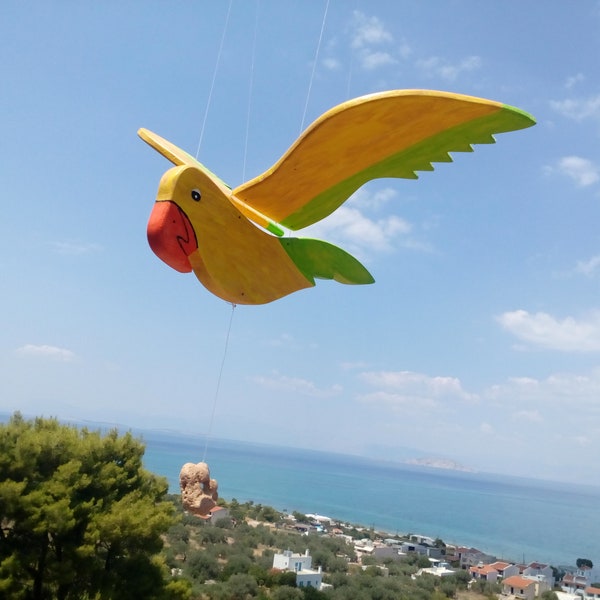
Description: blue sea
xmin=140 ymin=430 xmax=600 ymax=571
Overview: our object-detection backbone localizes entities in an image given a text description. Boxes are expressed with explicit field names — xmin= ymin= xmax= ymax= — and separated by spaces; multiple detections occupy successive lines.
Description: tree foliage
xmin=577 ymin=558 xmax=594 ymax=569
xmin=159 ymin=500 xmax=498 ymax=600
xmin=0 ymin=413 xmax=176 ymax=599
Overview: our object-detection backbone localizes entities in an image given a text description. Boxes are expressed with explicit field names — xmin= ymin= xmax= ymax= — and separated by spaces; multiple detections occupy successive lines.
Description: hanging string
xmin=300 ymin=0 xmax=331 ymax=133
xmin=196 ymin=0 xmax=233 ymax=159
xmin=202 ymin=303 xmax=236 ymax=462
xmin=346 ymin=0 xmax=359 ymax=99
xmin=242 ymin=0 xmax=260 ymax=182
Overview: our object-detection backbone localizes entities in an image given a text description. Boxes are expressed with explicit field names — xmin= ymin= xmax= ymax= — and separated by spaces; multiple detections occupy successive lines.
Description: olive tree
xmin=0 ymin=413 xmax=176 ymax=599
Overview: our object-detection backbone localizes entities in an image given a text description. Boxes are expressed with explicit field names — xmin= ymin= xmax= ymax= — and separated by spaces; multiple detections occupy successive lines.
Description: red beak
xmin=147 ymin=201 xmax=198 ymax=273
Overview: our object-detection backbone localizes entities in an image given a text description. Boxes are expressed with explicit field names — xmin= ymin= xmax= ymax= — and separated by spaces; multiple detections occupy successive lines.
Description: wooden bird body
xmin=140 ymin=90 xmax=535 ymax=305
xmin=149 ymin=164 xmax=347 ymax=304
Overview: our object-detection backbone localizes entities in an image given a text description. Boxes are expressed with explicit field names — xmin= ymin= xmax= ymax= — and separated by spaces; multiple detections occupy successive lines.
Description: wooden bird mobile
xmin=140 ymin=89 xmax=535 ymax=305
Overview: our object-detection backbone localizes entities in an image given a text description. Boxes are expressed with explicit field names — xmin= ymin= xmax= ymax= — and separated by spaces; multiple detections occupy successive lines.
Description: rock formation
xmin=179 ymin=461 xmax=218 ymax=517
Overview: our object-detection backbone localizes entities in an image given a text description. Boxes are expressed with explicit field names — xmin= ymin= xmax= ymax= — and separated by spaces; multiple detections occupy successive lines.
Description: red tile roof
xmin=470 ymin=565 xmax=498 ymax=575
xmin=503 ymin=575 xmax=535 ymax=589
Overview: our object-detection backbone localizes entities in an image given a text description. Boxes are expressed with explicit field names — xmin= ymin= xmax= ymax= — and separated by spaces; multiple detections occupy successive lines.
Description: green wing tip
xmin=502 ymin=104 xmax=537 ymax=128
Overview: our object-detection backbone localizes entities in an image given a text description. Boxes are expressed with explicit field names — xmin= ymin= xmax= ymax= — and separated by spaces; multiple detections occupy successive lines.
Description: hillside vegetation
xmin=161 ymin=496 xmax=493 ymax=600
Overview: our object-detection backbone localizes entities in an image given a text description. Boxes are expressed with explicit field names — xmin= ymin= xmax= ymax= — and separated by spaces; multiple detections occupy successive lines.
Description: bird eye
xmin=191 ymin=189 xmax=201 ymax=201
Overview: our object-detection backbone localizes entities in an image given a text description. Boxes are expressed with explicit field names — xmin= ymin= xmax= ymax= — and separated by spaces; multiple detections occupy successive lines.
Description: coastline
xmin=141 ymin=433 xmax=599 ymax=570
xmin=2 ymin=415 xmax=593 ymax=571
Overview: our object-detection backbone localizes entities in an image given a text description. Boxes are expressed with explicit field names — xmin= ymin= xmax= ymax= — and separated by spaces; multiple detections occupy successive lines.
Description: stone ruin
xmin=179 ymin=461 xmax=218 ymax=517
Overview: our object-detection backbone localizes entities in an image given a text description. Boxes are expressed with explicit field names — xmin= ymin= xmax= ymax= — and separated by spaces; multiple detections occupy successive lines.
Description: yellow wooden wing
xmin=232 ymin=89 xmax=535 ymax=231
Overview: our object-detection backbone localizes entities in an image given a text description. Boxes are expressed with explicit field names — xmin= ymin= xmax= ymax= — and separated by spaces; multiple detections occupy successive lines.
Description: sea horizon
xmin=138 ymin=427 xmax=600 ymax=572
xmin=75 ymin=418 xmax=599 ymax=491
xmin=2 ymin=413 xmax=598 ymax=574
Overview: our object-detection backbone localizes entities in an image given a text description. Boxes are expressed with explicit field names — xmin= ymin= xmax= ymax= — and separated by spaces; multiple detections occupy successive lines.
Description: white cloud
xmin=565 ymin=73 xmax=585 ymax=89
xmin=303 ymin=203 xmax=411 ymax=257
xmin=351 ymin=11 xmax=393 ymax=49
xmin=349 ymin=11 xmax=398 ymax=71
xmin=322 ymin=57 xmax=341 ymax=71
xmin=303 ymin=187 xmax=433 ymax=257
xmin=348 ymin=187 xmax=398 ymax=210
xmin=15 ymin=344 xmax=76 ymax=362
xmin=360 ymin=50 xmax=396 ymax=70
xmin=485 ymin=369 xmax=600 ymax=412
xmin=575 ymin=255 xmax=600 ymax=277
xmin=252 ymin=372 xmax=342 ymax=398
xmin=497 ymin=309 xmax=600 ymax=351
xmin=550 ymin=156 xmax=599 ymax=187
xmin=357 ymin=370 xmax=477 ymax=417
xmin=550 ymin=94 xmax=600 ymax=121
xmin=416 ymin=55 xmax=482 ymax=82
xmin=359 ymin=370 xmax=477 ymax=403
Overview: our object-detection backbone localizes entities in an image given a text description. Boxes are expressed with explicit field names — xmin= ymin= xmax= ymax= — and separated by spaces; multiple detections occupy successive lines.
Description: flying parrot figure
xmin=140 ymin=89 xmax=535 ymax=305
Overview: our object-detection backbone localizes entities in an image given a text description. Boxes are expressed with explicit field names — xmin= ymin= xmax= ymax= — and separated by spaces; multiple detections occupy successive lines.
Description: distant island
xmin=405 ymin=457 xmax=476 ymax=472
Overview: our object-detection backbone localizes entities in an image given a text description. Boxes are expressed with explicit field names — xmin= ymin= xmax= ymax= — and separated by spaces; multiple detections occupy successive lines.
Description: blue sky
xmin=2 ymin=1 xmax=599 ymax=485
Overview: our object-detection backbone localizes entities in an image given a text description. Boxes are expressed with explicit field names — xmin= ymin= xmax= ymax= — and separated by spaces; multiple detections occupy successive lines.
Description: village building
xmin=417 ymin=561 xmax=456 ymax=578
xmin=521 ymin=562 xmax=555 ymax=587
xmin=202 ymin=505 xmax=230 ymax=525
xmin=273 ymin=549 xmax=312 ymax=572
xmin=372 ymin=545 xmax=404 ymax=561
xmin=470 ymin=563 xmax=500 ymax=582
xmin=501 ymin=574 xmax=551 ymax=599
xmin=455 ymin=546 xmax=497 ymax=569
xmin=489 ymin=561 xmax=520 ymax=580
xmin=585 ymin=586 xmax=600 ymax=600
xmin=502 ymin=575 xmax=538 ymax=600
xmin=295 ymin=566 xmax=323 ymax=590
xmin=562 ymin=566 xmax=594 ymax=594
xmin=396 ymin=540 xmax=444 ymax=559
xmin=272 ymin=549 xmax=327 ymax=591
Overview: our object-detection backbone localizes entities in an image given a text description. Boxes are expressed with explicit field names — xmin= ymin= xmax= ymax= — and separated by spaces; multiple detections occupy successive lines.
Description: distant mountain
xmin=359 ymin=441 xmax=475 ymax=472
xmin=404 ymin=457 xmax=476 ymax=473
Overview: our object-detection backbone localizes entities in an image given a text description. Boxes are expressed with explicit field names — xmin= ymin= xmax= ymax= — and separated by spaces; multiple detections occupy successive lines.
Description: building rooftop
xmin=503 ymin=575 xmax=536 ymax=589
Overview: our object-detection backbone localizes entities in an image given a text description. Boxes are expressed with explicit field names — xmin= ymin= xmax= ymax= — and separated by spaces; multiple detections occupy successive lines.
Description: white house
xmin=306 ymin=513 xmax=332 ymax=526
xmin=562 ymin=567 xmax=593 ymax=594
xmin=273 ymin=549 xmax=326 ymax=591
xmin=202 ymin=506 xmax=229 ymax=525
xmin=489 ymin=561 xmax=519 ymax=580
xmin=273 ymin=549 xmax=312 ymax=572
xmin=418 ymin=562 xmax=456 ymax=578
xmin=296 ymin=566 xmax=323 ymax=589
xmin=522 ymin=562 xmax=554 ymax=587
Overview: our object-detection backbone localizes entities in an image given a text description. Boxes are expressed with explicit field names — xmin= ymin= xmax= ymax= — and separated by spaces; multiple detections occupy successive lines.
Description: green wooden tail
xmin=279 ymin=237 xmax=374 ymax=285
